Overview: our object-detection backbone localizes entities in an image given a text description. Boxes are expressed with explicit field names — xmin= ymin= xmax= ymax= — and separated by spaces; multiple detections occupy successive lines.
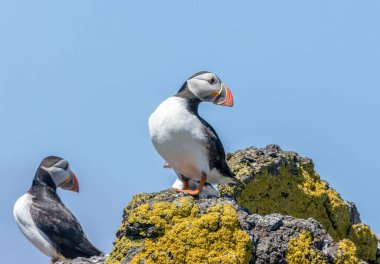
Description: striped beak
xmin=60 ymin=171 xmax=80 ymax=193
xmin=214 ymin=83 xmax=234 ymax=107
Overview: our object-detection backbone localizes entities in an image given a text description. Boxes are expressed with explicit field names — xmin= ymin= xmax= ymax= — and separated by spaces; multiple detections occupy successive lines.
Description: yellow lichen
xmin=107 ymin=195 xmax=252 ymax=264
xmin=226 ymin=153 xmax=254 ymax=177
xmin=347 ymin=224 xmax=377 ymax=262
xmin=334 ymin=239 xmax=359 ymax=264
xmin=286 ymin=232 xmax=327 ymax=264
xmin=106 ymin=236 xmax=143 ymax=264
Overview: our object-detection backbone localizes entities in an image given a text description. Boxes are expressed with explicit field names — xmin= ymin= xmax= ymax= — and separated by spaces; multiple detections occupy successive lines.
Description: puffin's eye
xmin=55 ymin=161 xmax=68 ymax=170
xmin=209 ymin=78 xmax=215 ymax=84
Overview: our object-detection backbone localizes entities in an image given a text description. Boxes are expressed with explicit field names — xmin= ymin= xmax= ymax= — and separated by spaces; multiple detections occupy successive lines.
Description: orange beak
xmin=216 ymin=83 xmax=234 ymax=107
xmin=60 ymin=171 xmax=80 ymax=193
xmin=69 ymin=172 xmax=80 ymax=193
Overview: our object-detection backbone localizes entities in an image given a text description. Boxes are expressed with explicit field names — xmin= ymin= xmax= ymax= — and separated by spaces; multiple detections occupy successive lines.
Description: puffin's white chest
xmin=148 ymin=97 xmax=209 ymax=178
xmin=13 ymin=193 xmax=59 ymax=259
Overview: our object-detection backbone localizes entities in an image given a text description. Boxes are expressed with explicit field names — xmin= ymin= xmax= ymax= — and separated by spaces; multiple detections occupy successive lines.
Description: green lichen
xmin=233 ymin=164 xmax=350 ymax=241
xmin=286 ymin=232 xmax=327 ymax=264
xmin=334 ymin=239 xmax=359 ymax=264
xmin=107 ymin=194 xmax=252 ymax=264
xmin=221 ymin=148 xmax=380 ymax=263
xmin=347 ymin=224 xmax=377 ymax=262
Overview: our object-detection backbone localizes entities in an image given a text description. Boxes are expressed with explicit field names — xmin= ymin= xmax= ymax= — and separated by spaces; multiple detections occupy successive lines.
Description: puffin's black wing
xmin=30 ymin=190 xmax=102 ymax=259
xmin=197 ymin=117 xmax=236 ymax=181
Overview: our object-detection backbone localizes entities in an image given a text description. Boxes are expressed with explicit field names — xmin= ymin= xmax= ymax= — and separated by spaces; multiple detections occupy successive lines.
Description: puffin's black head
xmin=177 ymin=71 xmax=233 ymax=107
xmin=33 ymin=156 xmax=79 ymax=193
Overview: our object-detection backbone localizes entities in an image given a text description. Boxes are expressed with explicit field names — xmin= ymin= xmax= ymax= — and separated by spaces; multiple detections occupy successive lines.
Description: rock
xmin=55 ymin=255 xmax=107 ymax=264
xmin=346 ymin=201 xmax=361 ymax=225
xmin=220 ymin=145 xmax=378 ymax=262
xmin=108 ymin=190 xmax=253 ymax=264
xmin=64 ymin=145 xmax=379 ymax=264
xmin=347 ymin=224 xmax=378 ymax=262
xmin=107 ymin=190 xmax=361 ymax=264
xmin=249 ymin=214 xmax=336 ymax=264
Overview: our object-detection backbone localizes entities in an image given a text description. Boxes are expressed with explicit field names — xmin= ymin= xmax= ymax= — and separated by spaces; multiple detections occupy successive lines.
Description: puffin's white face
xmin=187 ymin=72 xmax=234 ymax=106
xmin=41 ymin=158 xmax=79 ymax=192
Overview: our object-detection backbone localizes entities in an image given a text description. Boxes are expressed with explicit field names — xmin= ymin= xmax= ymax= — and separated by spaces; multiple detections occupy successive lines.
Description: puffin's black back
xmin=29 ymin=168 xmax=102 ymax=259
xmin=197 ymin=115 xmax=235 ymax=181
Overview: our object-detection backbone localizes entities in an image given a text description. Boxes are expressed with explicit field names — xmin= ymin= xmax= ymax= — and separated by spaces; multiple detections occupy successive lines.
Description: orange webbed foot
xmin=172 ymin=188 xmax=201 ymax=196
xmin=171 ymin=176 xmax=206 ymax=196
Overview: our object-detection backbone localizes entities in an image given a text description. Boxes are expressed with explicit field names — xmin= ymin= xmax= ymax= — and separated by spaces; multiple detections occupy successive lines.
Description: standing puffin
xmin=149 ymin=71 xmax=236 ymax=196
xmin=13 ymin=156 xmax=102 ymax=263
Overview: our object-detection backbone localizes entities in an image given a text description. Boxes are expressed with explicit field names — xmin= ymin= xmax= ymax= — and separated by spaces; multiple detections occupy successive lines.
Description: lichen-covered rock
xmin=219 ymin=144 xmax=378 ymax=262
xmin=107 ymin=190 xmax=369 ymax=264
xmin=249 ymin=214 xmax=337 ymax=264
xmin=347 ymin=224 xmax=378 ymax=262
xmin=107 ymin=190 xmax=253 ymax=264
xmin=71 ymin=144 xmax=377 ymax=264
xmin=286 ymin=232 xmax=328 ymax=263
xmin=334 ymin=239 xmax=359 ymax=264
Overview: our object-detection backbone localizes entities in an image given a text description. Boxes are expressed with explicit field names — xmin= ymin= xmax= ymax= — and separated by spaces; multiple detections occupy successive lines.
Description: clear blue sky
xmin=1 ymin=1 xmax=379 ymax=263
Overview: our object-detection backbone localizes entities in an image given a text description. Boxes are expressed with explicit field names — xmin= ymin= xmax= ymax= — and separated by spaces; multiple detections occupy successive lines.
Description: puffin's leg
xmin=174 ymin=174 xmax=207 ymax=196
xmin=172 ymin=174 xmax=190 ymax=190
xmin=183 ymin=179 xmax=189 ymax=190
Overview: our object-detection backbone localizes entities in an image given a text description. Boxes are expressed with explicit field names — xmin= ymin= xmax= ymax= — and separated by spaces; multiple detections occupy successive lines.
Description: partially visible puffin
xmin=149 ymin=71 xmax=236 ymax=196
xmin=13 ymin=156 xmax=102 ymax=263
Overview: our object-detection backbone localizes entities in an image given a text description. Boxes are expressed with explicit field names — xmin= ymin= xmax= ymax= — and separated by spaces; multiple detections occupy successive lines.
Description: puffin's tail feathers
xmin=60 ymin=238 xmax=103 ymax=259
xmin=78 ymin=239 xmax=103 ymax=257
xmin=217 ymin=174 xmax=241 ymax=184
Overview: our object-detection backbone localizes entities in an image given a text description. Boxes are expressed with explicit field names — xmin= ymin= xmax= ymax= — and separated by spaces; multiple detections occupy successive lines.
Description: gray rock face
xmin=248 ymin=214 xmax=336 ymax=264
xmin=55 ymin=255 xmax=107 ymax=264
xmin=346 ymin=201 xmax=362 ymax=225
xmin=234 ymin=201 xmax=339 ymax=264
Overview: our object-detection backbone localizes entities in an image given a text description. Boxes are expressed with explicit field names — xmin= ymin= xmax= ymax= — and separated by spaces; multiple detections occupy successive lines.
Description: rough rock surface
xmin=55 ymin=255 xmax=107 ymax=264
xmin=220 ymin=145 xmax=378 ymax=262
xmin=107 ymin=191 xmax=252 ymax=263
xmin=106 ymin=190 xmax=362 ymax=264
xmin=60 ymin=145 xmax=379 ymax=264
